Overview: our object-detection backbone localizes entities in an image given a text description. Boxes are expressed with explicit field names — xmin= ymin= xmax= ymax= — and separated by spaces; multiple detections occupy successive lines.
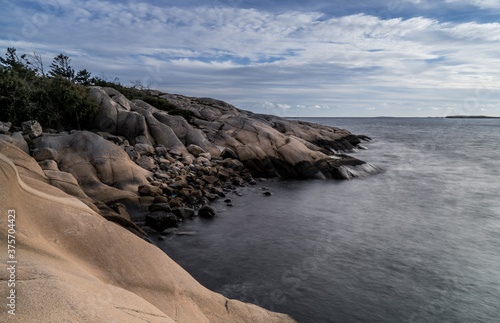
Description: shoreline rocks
xmin=0 ymin=87 xmax=378 ymax=239
xmin=0 ymin=147 xmax=296 ymax=322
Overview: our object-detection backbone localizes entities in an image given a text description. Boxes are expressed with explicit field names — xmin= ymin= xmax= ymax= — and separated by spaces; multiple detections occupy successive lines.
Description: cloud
xmin=2 ymin=1 xmax=500 ymax=116
xmin=445 ymin=0 xmax=500 ymax=9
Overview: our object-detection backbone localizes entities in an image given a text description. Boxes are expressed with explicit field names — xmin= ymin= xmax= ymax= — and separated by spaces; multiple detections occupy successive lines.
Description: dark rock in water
xmin=171 ymin=207 xmax=195 ymax=219
xmin=263 ymin=191 xmax=273 ymax=196
xmin=161 ymin=228 xmax=179 ymax=235
xmin=148 ymin=203 xmax=172 ymax=213
xmin=224 ymin=198 xmax=232 ymax=203
xmin=177 ymin=231 xmax=197 ymax=236
xmin=221 ymin=147 xmax=238 ymax=160
xmin=226 ymin=203 xmax=234 ymax=207
xmin=198 ymin=205 xmax=216 ymax=218
xmin=145 ymin=211 xmax=180 ymax=230
xmin=357 ymin=135 xmax=372 ymax=142
xmin=232 ymin=177 xmax=245 ymax=186
xmin=248 ymin=178 xmax=257 ymax=185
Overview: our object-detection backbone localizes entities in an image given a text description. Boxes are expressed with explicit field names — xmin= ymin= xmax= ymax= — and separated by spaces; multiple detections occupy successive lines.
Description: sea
xmin=158 ymin=117 xmax=500 ymax=323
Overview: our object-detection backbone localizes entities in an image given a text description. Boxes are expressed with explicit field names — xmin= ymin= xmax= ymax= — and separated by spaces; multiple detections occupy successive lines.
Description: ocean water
xmin=158 ymin=118 xmax=500 ymax=323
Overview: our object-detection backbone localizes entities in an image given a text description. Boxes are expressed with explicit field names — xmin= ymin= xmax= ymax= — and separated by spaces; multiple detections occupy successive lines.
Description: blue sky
xmin=1 ymin=0 xmax=500 ymax=117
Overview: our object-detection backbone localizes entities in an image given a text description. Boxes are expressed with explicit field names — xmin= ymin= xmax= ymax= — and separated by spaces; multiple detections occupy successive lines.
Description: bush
xmin=0 ymin=70 xmax=98 ymax=129
xmin=0 ymin=48 xmax=99 ymax=129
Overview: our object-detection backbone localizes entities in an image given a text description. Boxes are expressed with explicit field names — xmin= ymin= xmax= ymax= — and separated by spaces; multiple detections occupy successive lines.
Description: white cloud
xmin=445 ymin=0 xmax=500 ymax=9
xmin=3 ymin=1 xmax=500 ymax=116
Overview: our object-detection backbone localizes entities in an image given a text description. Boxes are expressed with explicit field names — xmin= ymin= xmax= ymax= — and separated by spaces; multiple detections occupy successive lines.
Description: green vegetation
xmin=0 ymin=48 xmax=98 ymax=129
xmin=0 ymin=48 xmax=194 ymax=129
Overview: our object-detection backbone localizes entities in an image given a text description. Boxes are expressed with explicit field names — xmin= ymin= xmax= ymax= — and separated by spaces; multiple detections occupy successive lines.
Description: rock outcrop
xmin=34 ymin=131 xmax=150 ymax=211
xmin=0 ymin=144 xmax=295 ymax=322
xmin=0 ymin=86 xmax=380 ymax=322
xmin=89 ymin=87 xmax=374 ymax=179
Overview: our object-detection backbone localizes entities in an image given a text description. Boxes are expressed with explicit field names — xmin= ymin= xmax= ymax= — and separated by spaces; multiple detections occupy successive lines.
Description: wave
xmin=336 ymin=163 xmax=381 ymax=180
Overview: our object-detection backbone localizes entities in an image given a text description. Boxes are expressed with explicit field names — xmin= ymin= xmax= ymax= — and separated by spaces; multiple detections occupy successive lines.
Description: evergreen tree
xmin=49 ymin=54 xmax=75 ymax=81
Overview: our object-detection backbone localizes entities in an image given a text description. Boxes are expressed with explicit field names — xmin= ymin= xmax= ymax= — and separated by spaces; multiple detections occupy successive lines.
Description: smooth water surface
xmin=158 ymin=118 xmax=500 ymax=323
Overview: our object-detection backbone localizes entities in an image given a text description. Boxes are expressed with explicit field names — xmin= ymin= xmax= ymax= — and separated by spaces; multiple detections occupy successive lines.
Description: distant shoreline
xmin=445 ymin=115 xmax=500 ymax=119
xmin=286 ymin=116 xmax=500 ymax=119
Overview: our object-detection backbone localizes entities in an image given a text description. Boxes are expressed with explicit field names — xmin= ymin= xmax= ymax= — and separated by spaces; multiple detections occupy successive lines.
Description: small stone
xmin=202 ymin=175 xmax=219 ymax=184
xmin=198 ymin=205 xmax=216 ymax=218
xmin=232 ymin=177 xmax=245 ymax=186
xmin=224 ymin=198 xmax=232 ymax=203
xmin=124 ymin=146 xmax=141 ymax=160
xmin=145 ymin=211 xmax=180 ymax=230
xmin=138 ymin=184 xmax=163 ymax=197
xmin=198 ymin=152 xmax=212 ymax=160
xmin=135 ymin=143 xmax=155 ymax=156
xmin=148 ymin=203 xmax=172 ymax=213
xmin=187 ymin=144 xmax=207 ymax=157
xmin=153 ymin=196 xmax=170 ymax=204
xmin=21 ymin=120 xmax=42 ymax=138
xmin=136 ymin=156 xmax=156 ymax=171
xmin=168 ymin=182 xmax=183 ymax=190
xmin=222 ymin=158 xmax=244 ymax=171
xmin=226 ymin=203 xmax=234 ymax=207
xmin=155 ymin=145 xmax=168 ymax=157
xmin=263 ymin=191 xmax=273 ymax=196
xmin=0 ymin=121 xmax=12 ymax=134
xmin=171 ymin=207 xmax=195 ymax=219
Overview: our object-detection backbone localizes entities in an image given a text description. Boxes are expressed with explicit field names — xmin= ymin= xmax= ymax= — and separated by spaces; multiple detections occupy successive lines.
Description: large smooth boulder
xmin=89 ymin=87 xmax=150 ymax=142
xmin=34 ymin=131 xmax=150 ymax=209
xmin=0 ymin=150 xmax=296 ymax=323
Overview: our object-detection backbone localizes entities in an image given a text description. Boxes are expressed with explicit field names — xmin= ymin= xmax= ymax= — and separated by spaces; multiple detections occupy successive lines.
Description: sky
xmin=1 ymin=0 xmax=500 ymax=117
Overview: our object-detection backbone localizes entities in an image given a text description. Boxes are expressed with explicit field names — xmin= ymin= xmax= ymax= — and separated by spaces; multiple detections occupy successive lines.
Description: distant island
xmin=446 ymin=115 xmax=500 ymax=119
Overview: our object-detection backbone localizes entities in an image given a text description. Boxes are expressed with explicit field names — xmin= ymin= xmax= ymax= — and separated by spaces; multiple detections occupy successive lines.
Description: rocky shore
xmin=0 ymin=87 xmax=374 ymax=322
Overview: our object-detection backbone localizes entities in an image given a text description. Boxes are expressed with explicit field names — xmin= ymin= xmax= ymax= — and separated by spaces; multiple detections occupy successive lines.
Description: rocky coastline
xmin=0 ymin=87 xmax=375 ymax=322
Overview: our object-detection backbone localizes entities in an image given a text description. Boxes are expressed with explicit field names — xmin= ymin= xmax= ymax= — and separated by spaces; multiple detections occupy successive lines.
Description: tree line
xmin=0 ymin=47 xmax=192 ymax=130
xmin=0 ymin=48 xmax=102 ymax=129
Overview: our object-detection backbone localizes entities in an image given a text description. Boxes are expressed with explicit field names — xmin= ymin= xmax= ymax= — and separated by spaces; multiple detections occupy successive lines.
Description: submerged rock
xmin=198 ymin=205 xmax=216 ymax=218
